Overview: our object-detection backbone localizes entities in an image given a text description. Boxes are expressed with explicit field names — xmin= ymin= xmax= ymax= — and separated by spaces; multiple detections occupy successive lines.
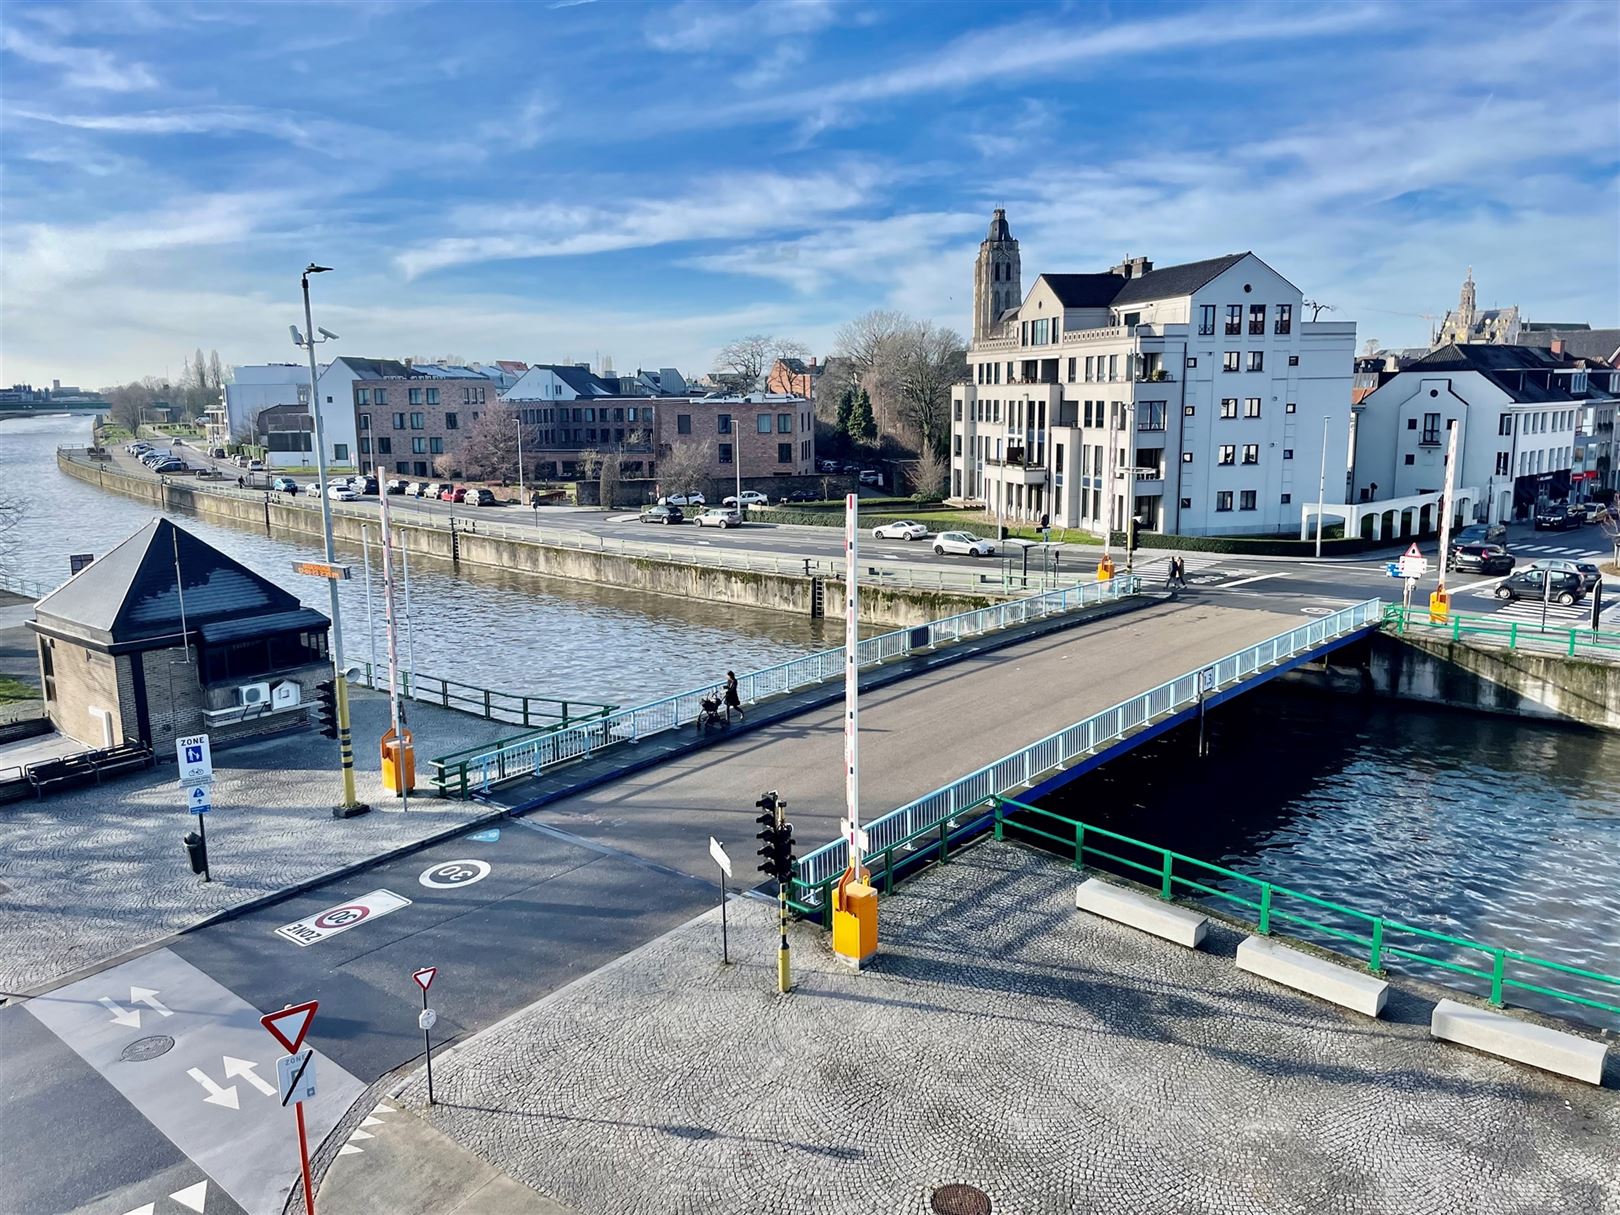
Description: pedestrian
xmin=237 ymin=475 xmax=245 ymax=488
xmin=1174 ymin=556 xmax=1188 ymax=588
xmin=1164 ymin=556 xmax=1177 ymax=589
xmin=723 ymin=670 xmax=743 ymax=721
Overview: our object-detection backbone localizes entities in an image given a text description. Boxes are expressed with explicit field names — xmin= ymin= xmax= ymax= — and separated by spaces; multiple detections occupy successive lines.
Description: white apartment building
xmin=1354 ymin=344 xmax=1620 ymax=523
xmin=949 ymin=210 xmax=1355 ymax=537
xmin=206 ymin=364 xmax=312 ymax=454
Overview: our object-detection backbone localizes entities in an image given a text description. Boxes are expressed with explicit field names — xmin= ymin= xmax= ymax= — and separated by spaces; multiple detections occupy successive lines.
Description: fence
xmin=790 ymin=598 xmax=1384 ymax=902
xmin=993 ymin=795 xmax=1620 ymax=1024
xmin=0 ymin=571 xmax=52 ymax=601
xmin=429 ymin=575 xmax=1144 ymax=798
xmin=1383 ymin=602 xmax=1620 ymax=659
xmin=353 ymin=663 xmax=614 ymax=729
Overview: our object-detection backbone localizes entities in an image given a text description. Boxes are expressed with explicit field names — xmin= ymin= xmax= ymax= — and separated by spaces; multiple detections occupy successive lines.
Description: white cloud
xmin=0 ymin=24 xmax=157 ymax=91
xmin=644 ymin=0 xmax=837 ymax=52
xmin=9 ymin=104 xmax=381 ymax=152
xmin=480 ymin=91 xmax=552 ymax=150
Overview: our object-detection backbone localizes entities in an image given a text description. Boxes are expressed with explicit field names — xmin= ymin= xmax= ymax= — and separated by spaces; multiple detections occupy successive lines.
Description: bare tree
xmin=831 ymin=309 xmax=911 ymax=441
xmin=230 ymin=408 xmax=265 ymax=447
xmin=912 ymin=445 xmax=947 ymax=500
xmin=714 ymin=334 xmax=810 ymax=388
xmin=448 ymin=407 xmax=535 ymax=482
xmin=893 ymin=322 xmax=967 ymax=458
xmin=597 ymin=447 xmax=624 ymax=509
xmin=656 ymin=437 xmax=717 ymax=502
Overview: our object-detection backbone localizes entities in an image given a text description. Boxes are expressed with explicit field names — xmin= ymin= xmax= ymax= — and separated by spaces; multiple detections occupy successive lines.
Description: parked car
xmin=354 ymin=475 xmax=378 ymax=495
xmin=1447 ymin=543 xmax=1513 ymax=574
xmin=303 ymin=482 xmax=325 ymax=496
xmin=1534 ymin=504 xmax=1582 ymax=531
xmin=640 ymin=503 xmax=684 ymax=524
xmin=1495 ymin=569 xmax=1584 ymax=605
xmin=782 ymin=488 xmax=818 ymax=503
xmin=232 ymin=455 xmax=250 ymax=467
xmin=660 ymin=491 xmax=705 ymax=507
xmin=1524 ymin=558 xmax=1601 ymax=592
xmin=1453 ymin=522 xmax=1507 ymax=547
xmin=817 ymin=459 xmax=840 ymax=474
xmin=404 ymin=481 xmax=427 ymax=497
xmin=246 ymin=460 xmax=263 ymax=472
xmin=858 ymin=469 xmax=881 ymax=486
xmin=464 ymin=488 xmax=496 ymax=506
xmin=438 ymin=486 xmax=461 ymax=501
xmin=933 ymin=530 xmax=996 ymax=557
xmin=385 ymin=479 xmax=408 ymax=494
xmin=327 ymin=483 xmax=358 ymax=501
xmin=151 ymin=459 xmax=187 ymax=474
xmin=1576 ymin=502 xmax=1610 ymax=524
xmin=873 ymin=520 xmax=929 ymax=541
xmin=126 ymin=442 xmax=150 ymax=454
xmin=722 ymin=490 xmax=768 ymax=508
xmin=698 ymin=506 xmax=742 ymax=528
xmin=271 ymin=476 xmax=299 ymax=493
xmin=209 ymin=447 xmax=228 ymax=458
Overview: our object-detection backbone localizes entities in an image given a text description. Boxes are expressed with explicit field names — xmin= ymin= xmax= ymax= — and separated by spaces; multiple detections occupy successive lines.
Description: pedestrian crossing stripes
xmin=1512 ymin=543 xmax=1601 ymax=556
xmin=1487 ymin=599 xmax=1593 ymax=625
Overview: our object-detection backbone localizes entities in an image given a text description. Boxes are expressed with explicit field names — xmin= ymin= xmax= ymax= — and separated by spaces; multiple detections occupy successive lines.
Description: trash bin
xmin=183 ymin=830 xmax=208 ymax=876
xmin=382 ymin=726 xmax=416 ymax=795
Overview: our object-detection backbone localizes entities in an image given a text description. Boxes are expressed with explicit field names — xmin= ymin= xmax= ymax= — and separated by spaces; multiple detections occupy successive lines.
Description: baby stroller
xmin=696 ymin=692 xmax=728 ymax=734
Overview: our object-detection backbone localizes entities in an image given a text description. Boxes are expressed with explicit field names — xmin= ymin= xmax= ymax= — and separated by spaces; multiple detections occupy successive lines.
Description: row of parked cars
xmin=816 ymin=460 xmax=883 ymax=486
xmin=127 ymin=442 xmax=190 ymax=475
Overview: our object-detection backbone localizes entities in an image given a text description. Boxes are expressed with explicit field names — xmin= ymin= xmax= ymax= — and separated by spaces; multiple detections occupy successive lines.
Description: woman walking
xmin=723 ymin=670 xmax=744 ymax=721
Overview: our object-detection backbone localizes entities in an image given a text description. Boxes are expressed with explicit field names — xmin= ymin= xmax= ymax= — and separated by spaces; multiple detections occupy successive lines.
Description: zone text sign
xmin=175 ymin=734 xmax=213 ymax=784
xmin=291 ymin=560 xmax=353 ymax=581
xmin=275 ymin=889 xmax=412 ymax=947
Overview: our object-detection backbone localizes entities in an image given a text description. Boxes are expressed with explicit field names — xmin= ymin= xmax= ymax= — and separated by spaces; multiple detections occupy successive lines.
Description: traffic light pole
xmin=756 ymin=790 xmax=793 ymax=994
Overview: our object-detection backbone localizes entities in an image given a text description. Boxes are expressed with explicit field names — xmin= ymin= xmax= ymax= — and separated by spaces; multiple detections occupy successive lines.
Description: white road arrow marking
xmin=170 ymin=1180 xmax=209 ymax=1213
xmin=118 ymin=1204 xmax=155 ymax=1215
xmin=98 ymin=997 xmax=142 ymax=1029
xmin=337 ymin=1143 xmax=363 ymax=1155
xmin=186 ymin=1066 xmax=239 ymax=1109
xmin=222 ymin=1055 xmax=275 ymax=1096
xmin=128 ymin=986 xmax=172 ymax=1017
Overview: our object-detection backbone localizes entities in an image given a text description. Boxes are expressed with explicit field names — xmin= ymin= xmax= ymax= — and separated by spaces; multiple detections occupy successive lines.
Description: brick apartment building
xmin=352 ymin=361 xmax=494 ymax=478
xmin=658 ymin=393 xmax=816 ymax=483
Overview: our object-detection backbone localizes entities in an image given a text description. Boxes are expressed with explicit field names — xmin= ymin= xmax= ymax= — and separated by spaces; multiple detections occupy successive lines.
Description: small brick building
xmin=30 ymin=519 xmax=331 ymax=752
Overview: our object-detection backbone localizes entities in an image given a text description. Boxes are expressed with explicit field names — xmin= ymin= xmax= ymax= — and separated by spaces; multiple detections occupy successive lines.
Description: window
xmin=409 ymin=412 xmax=424 ymax=429
xmin=1182 ymin=451 xmax=1194 ymax=463
xmin=393 ymin=412 xmax=406 ymax=429
xmin=1495 ymin=452 xmax=1510 ymax=475
xmin=357 ymin=389 xmax=371 ymax=406
xmin=358 ymin=412 xmax=371 ymax=431
xmin=1249 ymin=304 xmax=1265 ymax=336
xmin=1216 ymin=491 xmax=1234 ymax=512
xmin=1242 ymin=444 xmax=1259 ymax=464
xmin=429 ymin=437 xmax=443 ymax=454
xmin=395 ymin=461 xmax=408 ymax=474
xmin=778 ymin=413 xmax=792 ymax=433
xmin=719 ymin=443 xmax=733 ymax=464
xmin=414 ymin=460 xmax=427 ymax=475
xmin=677 ymin=414 xmax=692 ymax=435
xmin=757 ymin=414 xmax=772 ymax=434
xmin=1185 ymin=356 xmax=1197 ymax=368
xmin=426 ymin=388 xmax=439 ymax=405
xmin=409 ymin=388 xmax=422 ymax=405
xmin=333 ymin=444 xmax=348 ymax=461
xmin=1285 ymin=402 xmax=1296 ymax=414
xmin=445 ymin=412 xmax=458 ymax=430
xmin=376 ymin=437 xmax=392 ymax=454
xmin=1184 ymin=405 xmax=1196 ymax=416
xmin=1245 ymin=397 xmax=1262 ymax=418
xmin=1281 ymin=493 xmax=1291 ymax=504
xmin=1239 ymin=490 xmax=1257 ymax=510
xmin=1247 ymin=350 xmax=1264 ymax=372
xmin=1498 ymin=414 xmax=1513 ymax=436
xmin=1226 ymin=305 xmax=1242 ymax=336
xmin=1108 ymin=354 xmax=1119 ymax=381
xmin=375 ymin=389 xmax=388 ymax=405
xmin=1218 ymin=445 xmax=1236 ymax=465
xmin=1404 ymin=454 xmax=1415 ymax=465
xmin=718 ymin=413 xmax=732 ymax=434
xmin=1421 ymin=412 xmax=1441 ymax=444
xmin=1067 ymin=357 xmax=1076 ymax=381
xmin=1220 ymin=398 xmax=1238 ymax=418
xmin=1199 ymin=305 xmax=1216 ymax=336
xmin=1139 ymin=401 xmax=1167 ymax=431
xmin=1275 ymin=304 xmax=1292 ymax=334
xmin=1223 ymin=351 xmax=1239 ymax=372
xmin=1287 ymin=355 xmax=1299 ymax=366
xmin=1084 ymin=356 xmax=1094 ymax=381
xmin=1283 ymin=449 xmax=1294 ymax=460
xmin=777 ymin=442 xmax=792 ymax=464
xmin=954 ymin=435 xmax=962 ymax=456
xmin=360 ymin=438 xmax=372 ymax=454
xmin=411 ymin=437 xmax=426 ymax=454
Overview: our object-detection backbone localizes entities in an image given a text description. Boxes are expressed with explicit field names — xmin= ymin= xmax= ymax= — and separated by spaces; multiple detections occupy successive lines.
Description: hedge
xmin=1112 ymin=530 xmax=1384 ymax=556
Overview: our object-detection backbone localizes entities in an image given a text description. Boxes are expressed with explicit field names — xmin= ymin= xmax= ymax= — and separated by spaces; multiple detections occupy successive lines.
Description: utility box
xmin=832 ymin=880 xmax=878 ymax=970
xmin=382 ymin=726 xmax=416 ymax=794
xmin=1428 ymin=589 xmax=1451 ymax=624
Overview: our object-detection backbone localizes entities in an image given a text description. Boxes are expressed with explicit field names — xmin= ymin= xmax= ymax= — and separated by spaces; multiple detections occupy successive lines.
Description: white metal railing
xmin=441 ymin=576 xmax=1144 ymax=795
xmin=0 ymin=571 xmax=52 ymax=600
xmin=791 ymin=598 xmax=1385 ymax=897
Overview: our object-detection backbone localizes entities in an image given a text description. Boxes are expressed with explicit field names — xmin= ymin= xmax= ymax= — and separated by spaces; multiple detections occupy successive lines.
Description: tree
xmin=848 ymin=389 xmax=876 ymax=446
xmin=911 ymin=445 xmax=947 ymax=500
xmin=892 ymin=322 xmax=967 ymax=458
xmin=714 ymin=334 xmax=810 ymax=388
xmin=835 ymin=387 xmax=854 ymax=436
xmin=657 ymin=437 xmax=717 ymax=502
xmin=447 ymin=407 xmax=535 ymax=482
xmin=597 ymin=447 xmax=624 ymax=509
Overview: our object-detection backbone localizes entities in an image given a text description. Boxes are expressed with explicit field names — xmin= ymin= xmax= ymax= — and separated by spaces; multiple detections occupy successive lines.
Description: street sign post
xmin=183 ymin=781 xmax=212 ymax=882
xmin=708 ymin=838 xmax=732 ymax=965
xmin=261 ymin=1001 xmax=319 ymax=1215
xmin=1197 ymin=667 xmax=1216 ymax=758
xmin=175 ymin=733 xmax=213 ymax=784
xmin=412 ymin=968 xmax=437 ymax=1105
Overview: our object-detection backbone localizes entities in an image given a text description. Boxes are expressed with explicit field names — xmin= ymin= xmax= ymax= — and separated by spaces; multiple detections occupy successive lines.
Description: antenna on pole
xmin=1303 ymin=299 xmax=1334 ymax=322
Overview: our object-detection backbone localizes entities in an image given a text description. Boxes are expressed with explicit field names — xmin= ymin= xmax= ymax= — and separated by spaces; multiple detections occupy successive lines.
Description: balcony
xmin=985 ymin=453 xmax=1047 ymax=485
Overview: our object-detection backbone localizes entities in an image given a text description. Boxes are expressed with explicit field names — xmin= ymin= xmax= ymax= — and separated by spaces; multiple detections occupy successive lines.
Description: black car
xmin=639 ymin=504 xmax=684 ymax=524
xmin=781 ymin=488 xmax=818 ymax=503
xmin=1453 ymin=522 xmax=1507 ymax=546
xmin=1448 ymin=543 xmax=1513 ymax=574
xmin=1494 ymin=569 xmax=1583 ymax=605
xmin=1534 ymin=505 xmax=1582 ymax=531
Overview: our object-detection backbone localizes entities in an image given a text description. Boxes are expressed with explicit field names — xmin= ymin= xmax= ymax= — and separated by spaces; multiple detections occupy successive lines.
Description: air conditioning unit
xmin=236 ymin=682 xmax=271 ymax=708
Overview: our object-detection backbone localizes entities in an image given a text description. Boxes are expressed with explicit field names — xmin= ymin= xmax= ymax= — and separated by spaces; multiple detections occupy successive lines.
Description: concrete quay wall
xmin=57 ymin=453 xmax=986 ymax=627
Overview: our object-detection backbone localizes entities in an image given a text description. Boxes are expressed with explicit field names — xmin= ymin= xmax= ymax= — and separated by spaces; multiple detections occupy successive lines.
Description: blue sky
xmin=2 ymin=0 xmax=1616 ymax=389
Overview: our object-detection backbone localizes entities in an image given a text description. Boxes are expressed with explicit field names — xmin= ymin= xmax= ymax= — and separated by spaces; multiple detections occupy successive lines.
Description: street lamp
xmin=294 ymin=263 xmax=367 ymax=817
xmin=1315 ymin=414 xmax=1330 ymax=559
xmin=512 ymin=412 xmax=526 ymax=506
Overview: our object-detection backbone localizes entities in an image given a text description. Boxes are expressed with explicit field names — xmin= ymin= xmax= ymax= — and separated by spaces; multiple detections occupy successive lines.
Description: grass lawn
xmin=95 ymin=423 xmax=134 ymax=443
xmin=0 ymin=675 xmax=41 ymax=703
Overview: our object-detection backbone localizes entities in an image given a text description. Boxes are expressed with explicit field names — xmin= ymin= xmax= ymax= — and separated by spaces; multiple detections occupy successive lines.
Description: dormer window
xmin=1572 ymin=371 xmax=1588 ymax=393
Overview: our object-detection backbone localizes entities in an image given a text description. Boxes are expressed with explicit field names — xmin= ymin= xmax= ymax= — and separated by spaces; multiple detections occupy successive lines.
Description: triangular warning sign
xmin=413 ymin=967 xmax=437 ymax=991
xmin=261 ymin=1000 xmax=318 ymax=1053
xmin=1404 ymin=543 xmax=1422 ymax=558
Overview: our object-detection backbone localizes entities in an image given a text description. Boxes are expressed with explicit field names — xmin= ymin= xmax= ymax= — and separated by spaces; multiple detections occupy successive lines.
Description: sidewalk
xmin=375 ymin=840 xmax=1619 ymax=1215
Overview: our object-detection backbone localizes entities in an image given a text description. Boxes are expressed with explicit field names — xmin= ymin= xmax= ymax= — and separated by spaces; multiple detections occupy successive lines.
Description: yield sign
xmin=1403 ymin=542 xmax=1423 ymax=559
xmin=260 ymin=1000 xmax=318 ymax=1054
xmin=412 ymin=967 xmax=437 ymax=992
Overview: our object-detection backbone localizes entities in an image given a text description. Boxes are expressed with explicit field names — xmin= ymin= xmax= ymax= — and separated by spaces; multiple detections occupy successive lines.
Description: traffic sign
xmin=275 ymin=889 xmax=412 ymax=947
xmin=276 ymin=1050 xmax=317 ymax=1106
xmin=185 ymin=784 xmax=212 ymax=815
xmin=1200 ymin=666 xmax=1216 ymax=694
xmin=260 ymin=1000 xmax=318 ymax=1054
xmin=1403 ymin=542 xmax=1423 ymax=559
xmin=418 ymin=859 xmax=490 ymax=889
xmin=1397 ymin=553 xmax=1429 ymax=579
xmin=708 ymin=836 xmax=732 ymax=879
xmin=175 ymin=734 xmax=213 ymax=784
xmin=413 ymin=967 xmax=437 ymax=992
xmin=417 ymin=1008 xmax=437 ymax=1032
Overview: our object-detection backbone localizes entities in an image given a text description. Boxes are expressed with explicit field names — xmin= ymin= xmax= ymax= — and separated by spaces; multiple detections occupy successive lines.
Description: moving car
xmin=1577 ymin=502 xmax=1610 ymax=524
xmin=698 ymin=506 xmax=741 ymax=528
xmin=722 ymin=490 xmax=768 ymax=508
xmin=464 ymin=488 xmax=496 ymax=506
xmin=872 ymin=520 xmax=928 ymax=541
xmin=1453 ymin=522 xmax=1507 ymax=547
xmin=1495 ymin=569 xmax=1583 ymax=605
xmin=1524 ymin=558 xmax=1601 ymax=592
xmin=1446 ymin=543 xmax=1513 ymax=574
xmin=933 ymin=530 xmax=996 ymax=557
xmin=660 ymin=491 xmax=705 ymax=507
xmin=782 ymin=488 xmax=818 ymax=503
xmin=1534 ymin=504 xmax=1582 ymax=531
xmin=327 ymin=483 xmax=358 ymax=501
xmin=209 ymin=447 xmax=227 ymax=458
xmin=356 ymin=475 xmax=378 ymax=495
xmin=271 ymin=476 xmax=299 ymax=493
xmin=640 ymin=503 xmax=684 ymax=524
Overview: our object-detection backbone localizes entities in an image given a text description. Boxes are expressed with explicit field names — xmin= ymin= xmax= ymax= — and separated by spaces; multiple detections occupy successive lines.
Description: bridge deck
xmin=497 ymin=599 xmax=1304 ymax=883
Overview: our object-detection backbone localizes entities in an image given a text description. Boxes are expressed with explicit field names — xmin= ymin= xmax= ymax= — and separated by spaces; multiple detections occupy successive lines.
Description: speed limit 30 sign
xmin=275 ymin=889 xmax=413 ymax=947
xmin=418 ymin=859 xmax=491 ymax=889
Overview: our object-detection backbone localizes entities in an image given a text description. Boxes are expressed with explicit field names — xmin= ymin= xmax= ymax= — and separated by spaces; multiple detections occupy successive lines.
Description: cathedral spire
xmin=972 ymin=208 xmax=1020 ymax=343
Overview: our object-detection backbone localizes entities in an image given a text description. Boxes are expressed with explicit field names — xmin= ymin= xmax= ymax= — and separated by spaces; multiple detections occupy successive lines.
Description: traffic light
xmin=1040 ymin=513 xmax=1050 ymax=530
xmin=315 ymin=679 xmax=339 ymax=739
xmin=1127 ymin=515 xmax=1142 ymax=552
xmin=755 ymin=791 xmax=795 ymax=884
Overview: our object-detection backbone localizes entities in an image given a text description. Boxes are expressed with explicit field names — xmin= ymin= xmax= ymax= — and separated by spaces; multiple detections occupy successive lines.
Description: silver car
xmin=873 ymin=520 xmax=928 ymax=541
xmin=1523 ymin=558 xmax=1600 ymax=591
xmin=933 ymin=530 xmax=996 ymax=557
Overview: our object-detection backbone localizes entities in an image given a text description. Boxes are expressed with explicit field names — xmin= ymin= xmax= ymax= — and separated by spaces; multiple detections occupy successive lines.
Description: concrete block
xmin=1430 ymin=998 xmax=1609 ymax=1086
xmin=1076 ymin=879 xmax=1208 ymax=949
xmin=1236 ymin=935 xmax=1389 ymax=1017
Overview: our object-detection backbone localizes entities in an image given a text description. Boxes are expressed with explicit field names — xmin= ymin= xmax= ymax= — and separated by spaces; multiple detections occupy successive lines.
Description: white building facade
xmin=949 ymin=213 xmax=1355 ymax=537
xmin=207 ymin=364 xmax=311 ymax=455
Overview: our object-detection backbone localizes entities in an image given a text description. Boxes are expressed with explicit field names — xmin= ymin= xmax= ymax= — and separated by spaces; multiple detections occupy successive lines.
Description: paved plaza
xmin=393 ymin=841 xmax=1620 ymax=1215
xmin=0 ymin=688 xmax=511 ymax=995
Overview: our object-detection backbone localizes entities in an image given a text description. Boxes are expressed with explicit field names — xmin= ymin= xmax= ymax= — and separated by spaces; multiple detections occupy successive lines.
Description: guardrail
xmin=789 ymin=598 xmax=1384 ymax=902
xmin=1383 ymin=603 xmax=1620 ymax=659
xmin=993 ymin=795 xmax=1620 ymax=1023
xmin=353 ymin=663 xmax=614 ymax=730
xmin=430 ymin=575 xmax=1144 ymax=798
xmin=0 ymin=571 xmax=52 ymax=600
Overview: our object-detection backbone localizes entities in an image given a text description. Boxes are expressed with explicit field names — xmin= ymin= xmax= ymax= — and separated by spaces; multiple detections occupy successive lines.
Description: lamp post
xmin=1315 ymin=414 xmax=1330 ymax=559
xmin=295 ymin=264 xmax=367 ymax=817
xmin=513 ymin=412 xmax=526 ymax=505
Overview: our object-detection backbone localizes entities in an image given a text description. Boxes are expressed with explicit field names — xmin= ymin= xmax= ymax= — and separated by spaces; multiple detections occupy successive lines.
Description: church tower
xmin=972 ymin=208 xmax=1021 ymax=342
xmin=1456 ymin=267 xmax=1477 ymax=337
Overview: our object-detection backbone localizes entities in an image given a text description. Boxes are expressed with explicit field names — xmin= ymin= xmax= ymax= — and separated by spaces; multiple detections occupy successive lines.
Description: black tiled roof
xmin=336 ymin=357 xmax=419 ymax=380
xmin=1039 ymin=273 xmax=1129 ymax=308
xmin=1110 ymin=253 xmax=1252 ymax=305
xmin=1408 ymin=343 xmax=1617 ymax=403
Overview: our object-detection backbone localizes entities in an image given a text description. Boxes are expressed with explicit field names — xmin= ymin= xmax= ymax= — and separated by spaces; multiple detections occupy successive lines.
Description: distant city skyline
xmin=2 ymin=0 xmax=1616 ymax=388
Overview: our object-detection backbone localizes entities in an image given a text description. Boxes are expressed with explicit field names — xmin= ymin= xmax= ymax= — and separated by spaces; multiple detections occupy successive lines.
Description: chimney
xmin=808 ymin=356 xmax=817 ymax=368
xmin=1131 ymin=256 xmax=1153 ymax=277
xmin=1550 ymin=339 xmax=1565 ymax=357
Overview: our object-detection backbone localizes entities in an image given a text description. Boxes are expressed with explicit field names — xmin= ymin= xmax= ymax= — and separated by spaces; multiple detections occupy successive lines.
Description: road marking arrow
xmin=186 ymin=1066 xmax=239 ymax=1109
xmin=170 ymin=1180 xmax=209 ymax=1213
xmin=98 ymin=996 xmax=142 ymax=1029
xmin=128 ymin=986 xmax=172 ymax=1017
xmin=222 ymin=1055 xmax=275 ymax=1096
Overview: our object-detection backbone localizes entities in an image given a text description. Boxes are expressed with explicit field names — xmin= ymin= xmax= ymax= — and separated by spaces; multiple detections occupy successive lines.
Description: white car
xmin=722 ymin=490 xmax=768 ymax=508
xmin=873 ymin=520 xmax=928 ymax=542
xmin=698 ymin=506 xmax=742 ymax=528
xmin=326 ymin=483 xmax=358 ymax=501
xmin=933 ymin=530 xmax=996 ymax=557
xmin=661 ymin=491 xmax=706 ymax=507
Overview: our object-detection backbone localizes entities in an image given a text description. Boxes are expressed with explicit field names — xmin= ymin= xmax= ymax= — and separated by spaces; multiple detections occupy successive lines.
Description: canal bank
xmin=56 ymin=449 xmax=997 ymax=627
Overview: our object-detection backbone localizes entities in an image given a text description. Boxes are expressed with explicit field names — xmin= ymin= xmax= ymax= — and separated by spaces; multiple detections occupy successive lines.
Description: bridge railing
xmin=352 ymin=663 xmax=614 ymax=730
xmin=1382 ymin=602 xmax=1620 ymax=659
xmin=431 ymin=575 xmax=1143 ymax=797
xmin=791 ymin=598 xmax=1384 ymax=899
xmin=992 ymin=795 xmax=1620 ymax=1024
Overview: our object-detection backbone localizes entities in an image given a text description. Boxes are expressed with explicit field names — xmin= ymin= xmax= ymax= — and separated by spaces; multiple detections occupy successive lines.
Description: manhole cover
xmin=931 ymin=1184 xmax=991 ymax=1215
xmin=119 ymin=1035 xmax=175 ymax=1062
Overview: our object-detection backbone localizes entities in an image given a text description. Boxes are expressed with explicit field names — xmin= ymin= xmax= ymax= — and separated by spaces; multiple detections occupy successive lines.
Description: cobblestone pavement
xmin=0 ymin=689 xmax=512 ymax=994
xmin=399 ymin=842 xmax=1620 ymax=1215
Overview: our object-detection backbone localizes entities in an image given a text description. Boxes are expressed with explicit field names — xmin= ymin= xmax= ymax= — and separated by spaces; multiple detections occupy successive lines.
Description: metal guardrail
xmin=430 ymin=575 xmax=1144 ymax=797
xmin=353 ymin=663 xmax=615 ymax=730
xmin=0 ymin=571 xmax=51 ymax=600
xmin=790 ymin=598 xmax=1384 ymax=899
xmin=993 ymin=796 xmax=1620 ymax=1022
xmin=1383 ymin=603 xmax=1620 ymax=659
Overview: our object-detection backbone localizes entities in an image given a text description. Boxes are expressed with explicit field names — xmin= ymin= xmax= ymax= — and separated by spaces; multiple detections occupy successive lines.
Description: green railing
xmin=1382 ymin=602 xmax=1620 ymax=659
xmin=991 ymin=794 xmax=1620 ymax=1024
xmin=428 ymin=714 xmax=613 ymax=797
